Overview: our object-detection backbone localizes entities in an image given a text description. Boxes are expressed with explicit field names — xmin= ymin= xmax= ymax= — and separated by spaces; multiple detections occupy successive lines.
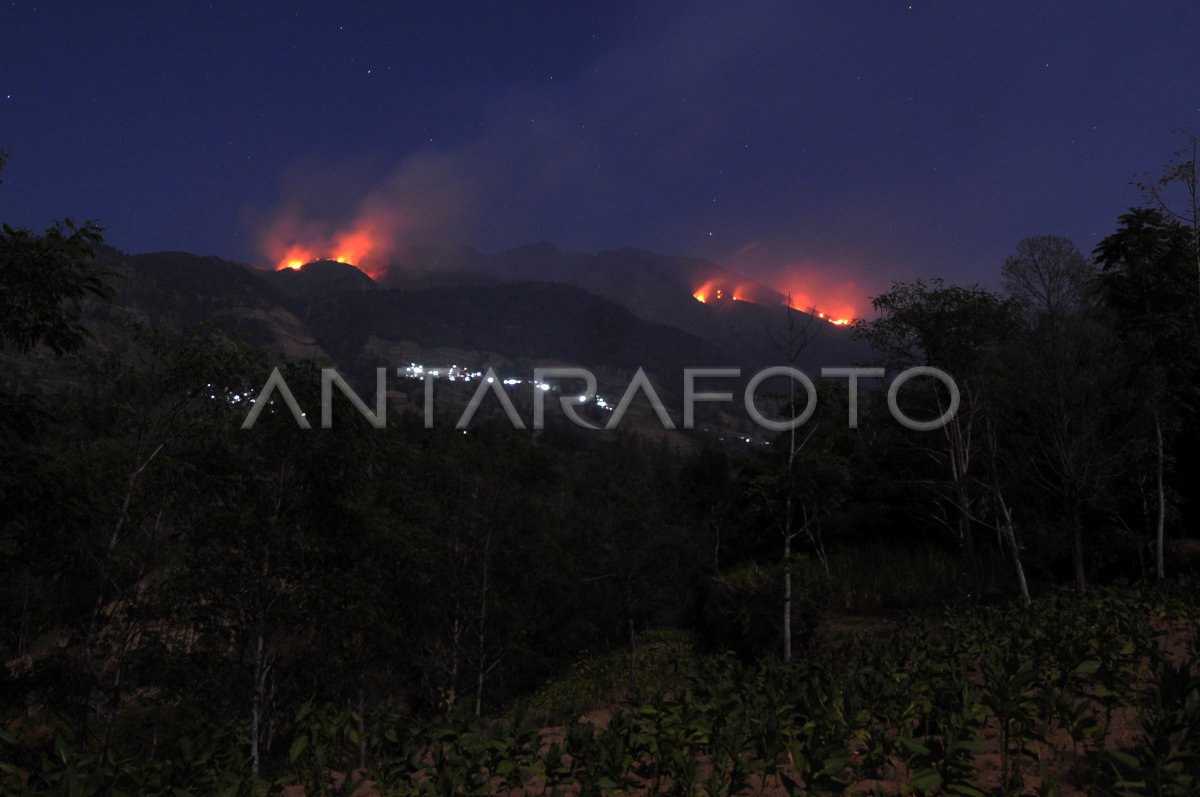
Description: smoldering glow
xmin=257 ymin=151 xmax=472 ymax=281
xmin=716 ymin=240 xmax=869 ymax=324
xmin=780 ymin=288 xmax=857 ymax=326
xmin=811 ymin=310 xmax=851 ymax=325
xmin=691 ymin=273 xmax=856 ymax=325
xmin=691 ymin=281 xmax=756 ymax=304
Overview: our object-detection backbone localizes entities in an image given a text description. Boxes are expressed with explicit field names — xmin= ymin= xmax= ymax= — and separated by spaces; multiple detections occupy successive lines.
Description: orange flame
xmin=693 ymin=276 xmax=856 ymax=326
xmin=696 ymin=277 xmax=864 ymax=326
xmin=692 ymin=281 xmax=756 ymax=304
xmin=786 ymin=295 xmax=856 ymax=326
xmin=270 ymin=216 xmax=389 ymax=278
xmin=278 ymin=244 xmax=317 ymax=270
xmin=257 ymin=151 xmax=474 ymax=281
xmin=262 ymin=202 xmax=413 ymax=280
xmin=719 ymin=242 xmax=864 ymax=326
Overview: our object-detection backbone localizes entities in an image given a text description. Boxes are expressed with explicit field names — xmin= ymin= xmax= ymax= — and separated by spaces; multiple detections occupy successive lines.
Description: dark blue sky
xmin=3 ymin=1 xmax=1199 ymax=313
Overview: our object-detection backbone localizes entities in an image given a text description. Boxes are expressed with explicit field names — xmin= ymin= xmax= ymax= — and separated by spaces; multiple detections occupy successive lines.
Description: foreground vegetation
xmin=3 ymin=584 xmax=1199 ymax=795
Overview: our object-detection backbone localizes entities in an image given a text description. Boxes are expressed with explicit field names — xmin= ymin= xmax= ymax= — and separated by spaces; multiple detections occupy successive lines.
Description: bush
xmin=700 ymin=561 xmax=830 ymax=658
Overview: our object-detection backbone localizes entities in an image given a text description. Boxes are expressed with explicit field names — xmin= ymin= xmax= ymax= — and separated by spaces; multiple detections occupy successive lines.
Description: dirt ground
xmin=283 ymin=613 xmax=1196 ymax=796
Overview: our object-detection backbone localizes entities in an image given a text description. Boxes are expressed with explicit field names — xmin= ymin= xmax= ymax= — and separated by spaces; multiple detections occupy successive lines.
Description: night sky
xmin=3 ymin=1 xmax=1200 ymax=313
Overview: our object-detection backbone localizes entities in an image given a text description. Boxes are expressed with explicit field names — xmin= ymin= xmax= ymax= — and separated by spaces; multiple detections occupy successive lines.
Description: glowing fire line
xmin=692 ymin=281 xmax=853 ymax=325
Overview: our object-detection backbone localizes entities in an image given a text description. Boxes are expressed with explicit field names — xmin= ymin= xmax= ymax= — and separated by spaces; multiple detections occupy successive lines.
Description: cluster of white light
xmin=399 ymin=364 xmax=576 ymax=398
xmin=206 ymin=382 xmax=253 ymax=404
xmin=402 ymin=363 xmax=484 ymax=381
xmin=394 ymin=363 xmax=622 ymax=414
xmin=231 ymin=368 xmax=622 ymax=419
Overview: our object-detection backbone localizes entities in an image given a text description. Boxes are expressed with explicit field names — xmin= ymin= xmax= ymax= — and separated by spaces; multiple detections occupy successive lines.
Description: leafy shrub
xmin=701 ymin=561 xmax=831 ymax=658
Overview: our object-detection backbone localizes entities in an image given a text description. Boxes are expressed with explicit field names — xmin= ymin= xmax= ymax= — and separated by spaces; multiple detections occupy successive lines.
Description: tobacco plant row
xmin=4 ymin=583 xmax=1200 ymax=796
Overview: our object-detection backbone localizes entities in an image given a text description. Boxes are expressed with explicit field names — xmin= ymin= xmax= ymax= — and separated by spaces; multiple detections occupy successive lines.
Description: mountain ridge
xmin=74 ymin=244 xmax=871 ymax=382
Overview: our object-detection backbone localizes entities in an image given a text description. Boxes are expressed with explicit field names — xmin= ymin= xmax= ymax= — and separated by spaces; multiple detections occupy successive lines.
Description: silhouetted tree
xmin=855 ymin=279 xmax=1012 ymax=596
xmin=1096 ymin=209 xmax=1200 ymax=579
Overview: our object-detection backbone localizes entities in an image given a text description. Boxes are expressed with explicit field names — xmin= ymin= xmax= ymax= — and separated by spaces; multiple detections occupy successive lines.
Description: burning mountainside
xmin=814 ymin=311 xmax=851 ymax=326
xmin=277 ymin=250 xmax=350 ymax=270
xmin=691 ymin=281 xmax=753 ymax=304
xmin=270 ymin=217 xmax=389 ymax=279
xmin=714 ymin=242 xmax=864 ymax=327
xmin=690 ymin=277 xmax=794 ymax=308
xmin=691 ymin=279 xmax=854 ymax=326
xmin=263 ymin=225 xmax=860 ymax=329
xmin=256 ymin=150 xmax=473 ymax=282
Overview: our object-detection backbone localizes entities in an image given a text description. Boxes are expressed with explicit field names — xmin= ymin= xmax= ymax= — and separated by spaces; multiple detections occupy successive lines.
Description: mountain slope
xmin=88 ymin=248 xmax=327 ymax=359
xmin=302 ymin=280 xmax=726 ymax=380
xmin=74 ymin=245 xmax=872 ymax=391
xmin=377 ymin=243 xmax=871 ymax=369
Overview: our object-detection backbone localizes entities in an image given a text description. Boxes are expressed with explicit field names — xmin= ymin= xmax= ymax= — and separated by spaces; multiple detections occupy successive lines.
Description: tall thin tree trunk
xmin=1155 ymin=415 xmax=1166 ymax=581
xmin=985 ymin=421 xmax=1026 ymax=603
xmin=772 ymin=297 xmax=811 ymax=665
xmin=251 ymin=467 xmax=286 ymax=778
xmin=782 ymin=403 xmax=796 ymax=663
xmin=782 ymin=513 xmax=793 ymax=663
xmin=994 ymin=490 xmax=1030 ymax=605
xmin=710 ymin=506 xmax=721 ymax=575
xmin=358 ymin=684 xmax=367 ymax=772
xmin=958 ymin=484 xmax=981 ymax=596
xmin=1001 ymin=520 xmax=1030 ymax=606
xmin=1072 ymin=508 xmax=1087 ymax=594
xmin=620 ymin=575 xmax=638 ymax=691
xmin=76 ymin=444 xmax=163 ymax=745
xmin=251 ymin=630 xmax=267 ymax=778
xmin=474 ymin=657 xmax=485 ymax=720
xmin=17 ymin=578 xmax=29 ymax=657
xmin=445 ymin=617 xmax=460 ymax=720
xmin=946 ymin=413 xmax=980 ymax=598
xmin=990 ymin=460 xmax=1029 ymax=604
xmin=628 ymin=614 xmax=638 ymax=691
xmin=99 ymin=578 xmax=145 ymax=765
xmin=474 ymin=527 xmax=492 ymax=719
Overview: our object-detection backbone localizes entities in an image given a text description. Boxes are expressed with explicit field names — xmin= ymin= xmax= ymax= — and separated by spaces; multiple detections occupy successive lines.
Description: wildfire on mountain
xmin=270 ymin=217 xmax=386 ymax=277
xmin=692 ymin=281 xmax=749 ymax=304
xmin=691 ymin=279 xmax=855 ymax=326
